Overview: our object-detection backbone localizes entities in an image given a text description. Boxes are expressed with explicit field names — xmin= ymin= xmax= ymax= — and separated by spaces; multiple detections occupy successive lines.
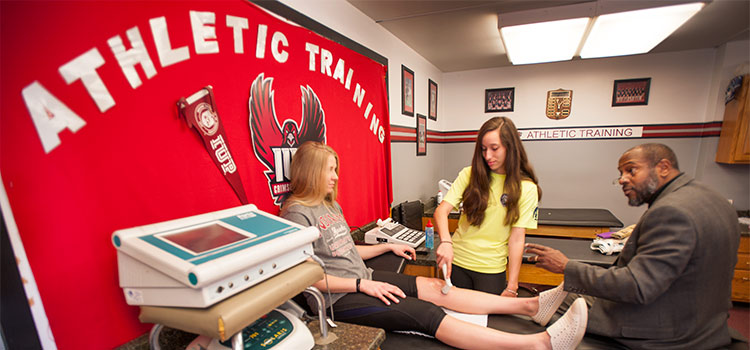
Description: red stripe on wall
xmin=390 ymin=135 xmax=414 ymax=141
xmin=390 ymin=126 xmax=414 ymax=133
xmin=392 ymin=122 xmax=722 ymax=143
xmin=643 ymin=122 xmax=721 ymax=130
xmin=643 ymin=131 xmax=721 ymax=137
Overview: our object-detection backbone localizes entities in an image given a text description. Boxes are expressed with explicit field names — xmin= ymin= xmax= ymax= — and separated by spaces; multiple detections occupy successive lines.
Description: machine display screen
xmin=162 ymin=223 xmax=252 ymax=254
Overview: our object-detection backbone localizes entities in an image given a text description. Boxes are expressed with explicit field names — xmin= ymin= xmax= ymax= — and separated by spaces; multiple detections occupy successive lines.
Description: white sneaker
xmin=547 ymin=298 xmax=588 ymax=350
xmin=531 ymin=283 xmax=567 ymax=326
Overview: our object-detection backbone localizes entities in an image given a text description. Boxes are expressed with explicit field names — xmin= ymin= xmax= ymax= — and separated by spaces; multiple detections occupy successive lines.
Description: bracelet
xmin=504 ymin=288 xmax=518 ymax=296
xmin=440 ymin=241 xmax=453 ymax=246
xmin=355 ymin=278 xmax=361 ymax=293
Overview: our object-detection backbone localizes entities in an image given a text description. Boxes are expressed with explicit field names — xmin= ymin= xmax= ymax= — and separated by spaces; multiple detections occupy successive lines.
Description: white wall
xmin=442 ymin=49 xmax=717 ymax=130
xmin=276 ymin=0 xmax=748 ymax=225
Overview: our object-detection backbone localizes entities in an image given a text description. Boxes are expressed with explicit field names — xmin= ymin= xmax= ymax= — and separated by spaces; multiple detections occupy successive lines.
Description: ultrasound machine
xmin=113 ymin=204 xmax=325 ymax=350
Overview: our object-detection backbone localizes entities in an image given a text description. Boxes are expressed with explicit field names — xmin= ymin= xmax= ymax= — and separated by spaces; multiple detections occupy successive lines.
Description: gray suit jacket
xmin=564 ymin=174 xmax=740 ymax=349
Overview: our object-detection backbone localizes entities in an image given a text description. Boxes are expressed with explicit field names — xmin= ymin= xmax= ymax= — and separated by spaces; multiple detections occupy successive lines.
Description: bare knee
xmin=416 ymin=276 xmax=448 ymax=302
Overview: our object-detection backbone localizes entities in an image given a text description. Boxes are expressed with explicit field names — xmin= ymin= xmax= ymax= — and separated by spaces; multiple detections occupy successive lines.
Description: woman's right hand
xmin=358 ymin=279 xmax=405 ymax=306
xmin=436 ymin=242 xmax=454 ymax=278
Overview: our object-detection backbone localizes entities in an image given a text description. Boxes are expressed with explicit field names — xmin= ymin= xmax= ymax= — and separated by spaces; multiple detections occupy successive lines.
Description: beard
xmin=626 ymin=169 xmax=659 ymax=206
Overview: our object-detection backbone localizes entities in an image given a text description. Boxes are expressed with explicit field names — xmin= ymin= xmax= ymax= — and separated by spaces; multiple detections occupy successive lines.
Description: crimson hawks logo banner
xmin=249 ymin=73 xmax=327 ymax=205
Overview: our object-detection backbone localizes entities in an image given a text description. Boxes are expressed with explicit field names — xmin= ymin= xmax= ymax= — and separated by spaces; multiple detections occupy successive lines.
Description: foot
xmin=546 ymin=298 xmax=587 ymax=350
xmin=531 ymin=283 xmax=567 ymax=326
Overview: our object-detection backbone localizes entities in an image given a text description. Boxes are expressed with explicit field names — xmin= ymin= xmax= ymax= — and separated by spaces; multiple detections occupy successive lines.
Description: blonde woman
xmin=281 ymin=141 xmax=586 ymax=350
xmin=435 ymin=117 xmax=540 ymax=297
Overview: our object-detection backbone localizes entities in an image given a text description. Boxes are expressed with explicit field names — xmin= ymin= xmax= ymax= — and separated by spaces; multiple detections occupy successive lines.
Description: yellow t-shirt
xmin=443 ymin=166 xmax=538 ymax=274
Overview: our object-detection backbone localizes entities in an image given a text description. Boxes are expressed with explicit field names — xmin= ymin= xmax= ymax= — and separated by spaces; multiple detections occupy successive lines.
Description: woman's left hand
xmin=390 ymin=244 xmax=416 ymax=260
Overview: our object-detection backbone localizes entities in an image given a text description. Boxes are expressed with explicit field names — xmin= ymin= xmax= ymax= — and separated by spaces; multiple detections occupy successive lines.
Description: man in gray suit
xmin=525 ymin=143 xmax=740 ymax=349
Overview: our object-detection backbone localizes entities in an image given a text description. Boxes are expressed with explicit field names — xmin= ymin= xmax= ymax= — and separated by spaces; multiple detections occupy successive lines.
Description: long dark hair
xmin=462 ymin=117 xmax=541 ymax=226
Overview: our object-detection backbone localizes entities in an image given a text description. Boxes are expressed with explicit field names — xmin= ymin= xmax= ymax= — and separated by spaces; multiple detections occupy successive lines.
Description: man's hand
xmin=524 ymin=243 xmax=570 ymax=274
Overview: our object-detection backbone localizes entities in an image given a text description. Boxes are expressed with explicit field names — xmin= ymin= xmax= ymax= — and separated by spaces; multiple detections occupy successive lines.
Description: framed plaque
xmin=612 ymin=78 xmax=651 ymax=106
xmin=402 ymin=65 xmax=415 ymax=116
xmin=416 ymin=113 xmax=426 ymax=156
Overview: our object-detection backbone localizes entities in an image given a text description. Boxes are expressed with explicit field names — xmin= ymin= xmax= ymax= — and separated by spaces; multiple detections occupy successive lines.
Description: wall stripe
xmin=390 ymin=121 xmax=723 ymax=143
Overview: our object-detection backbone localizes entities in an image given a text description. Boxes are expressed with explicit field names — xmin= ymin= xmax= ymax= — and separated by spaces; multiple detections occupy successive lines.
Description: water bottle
xmin=425 ymin=219 xmax=434 ymax=249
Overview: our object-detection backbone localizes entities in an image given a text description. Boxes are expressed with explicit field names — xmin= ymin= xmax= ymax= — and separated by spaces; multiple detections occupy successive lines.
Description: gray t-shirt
xmin=282 ymin=201 xmax=372 ymax=307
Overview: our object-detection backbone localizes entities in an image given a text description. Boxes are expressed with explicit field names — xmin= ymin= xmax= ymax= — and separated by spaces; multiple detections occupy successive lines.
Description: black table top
xmin=536 ymin=208 xmax=623 ymax=227
xmin=365 ymin=235 xmax=618 ymax=272
xmin=524 ymin=236 xmax=618 ymax=267
xmin=423 ymin=207 xmax=623 ymax=228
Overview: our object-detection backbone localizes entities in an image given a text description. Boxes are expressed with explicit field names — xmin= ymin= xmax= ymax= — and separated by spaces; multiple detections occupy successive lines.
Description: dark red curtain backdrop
xmin=0 ymin=1 xmax=391 ymax=348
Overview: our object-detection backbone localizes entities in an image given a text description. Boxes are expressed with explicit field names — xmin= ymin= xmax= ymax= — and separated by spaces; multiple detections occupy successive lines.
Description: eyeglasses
xmin=612 ymin=167 xmax=639 ymax=185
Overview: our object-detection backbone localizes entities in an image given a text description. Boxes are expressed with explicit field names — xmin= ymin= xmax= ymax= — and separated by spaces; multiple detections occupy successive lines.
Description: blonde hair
xmin=282 ymin=141 xmax=339 ymax=212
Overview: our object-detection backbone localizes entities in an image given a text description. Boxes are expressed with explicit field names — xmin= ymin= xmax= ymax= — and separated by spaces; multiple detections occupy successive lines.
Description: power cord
xmin=307 ymin=253 xmax=336 ymax=324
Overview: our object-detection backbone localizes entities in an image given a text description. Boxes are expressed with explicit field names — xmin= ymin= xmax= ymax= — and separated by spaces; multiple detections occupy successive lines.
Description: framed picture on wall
xmin=485 ymin=87 xmax=514 ymax=113
xmin=402 ymin=65 xmax=415 ymax=116
xmin=416 ymin=113 xmax=427 ymax=156
xmin=428 ymin=79 xmax=438 ymax=121
xmin=612 ymin=78 xmax=651 ymax=106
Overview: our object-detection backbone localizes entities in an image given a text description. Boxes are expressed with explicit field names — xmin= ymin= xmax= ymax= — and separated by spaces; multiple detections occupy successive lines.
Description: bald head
xmin=625 ymin=143 xmax=679 ymax=171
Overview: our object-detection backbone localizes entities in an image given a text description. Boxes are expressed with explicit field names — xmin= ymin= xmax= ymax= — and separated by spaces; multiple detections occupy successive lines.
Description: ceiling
xmin=345 ymin=0 xmax=750 ymax=72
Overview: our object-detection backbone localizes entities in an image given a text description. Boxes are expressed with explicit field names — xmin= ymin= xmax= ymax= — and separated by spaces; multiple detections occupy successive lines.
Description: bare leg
xmin=434 ymin=297 xmax=588 ymax=350
xmin=435 ymin=315 xmax=550 ymax=350
xmin=416 ymin=276 xmax=539 ymax=316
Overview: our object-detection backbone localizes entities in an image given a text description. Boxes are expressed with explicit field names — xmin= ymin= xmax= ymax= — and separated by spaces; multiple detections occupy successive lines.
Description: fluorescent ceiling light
xmin=501 ymin=17 xmax=590 ymax=65
xmin=581 ymin=2 xmax=705 ymax=59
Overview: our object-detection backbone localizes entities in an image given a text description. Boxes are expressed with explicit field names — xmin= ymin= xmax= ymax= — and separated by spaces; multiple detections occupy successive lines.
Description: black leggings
xmin=450 ymin=264 xmax=507 ymax=295
xmin=331 ymin=271 xmax=447 ymax=336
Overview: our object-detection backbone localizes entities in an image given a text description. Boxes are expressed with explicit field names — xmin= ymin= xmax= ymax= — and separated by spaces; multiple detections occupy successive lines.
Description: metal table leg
xmin=231 ymin=331 xmax=244 ymax=350
xmin=303 ymin=286 xmax=328 ymax=339
xmin=148 ymin=324 xmax=163 ymax=350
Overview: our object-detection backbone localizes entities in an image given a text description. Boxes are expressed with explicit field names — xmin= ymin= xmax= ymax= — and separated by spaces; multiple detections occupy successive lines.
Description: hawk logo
xmin=249 ymin=73 xmax=327 ymax=205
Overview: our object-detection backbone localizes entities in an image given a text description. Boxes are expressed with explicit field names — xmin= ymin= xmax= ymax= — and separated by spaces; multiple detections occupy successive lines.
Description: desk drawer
xmin=423 ymin=217 xmax=458 ymax=233
xmin=519 ymin=264 xmax=563 ymax=286
xmin=526 ymin=225 xmax=605 ymax=239
xmin=732 ymin=269 xmax=750 ymax=302
xmin=737 ymin=252 xmax=750 ymax=271
xmin=403 ymin=263 xmax=435 ymax=278
xmin=740 ymin=236 xmax=750 ymax=254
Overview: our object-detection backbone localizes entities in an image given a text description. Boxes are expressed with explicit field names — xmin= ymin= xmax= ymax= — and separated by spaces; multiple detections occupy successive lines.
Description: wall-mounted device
xmin=365 ymin=218 xmax=425 ymax=248
xmin=112 ymin=204 xmax=319 ymax=308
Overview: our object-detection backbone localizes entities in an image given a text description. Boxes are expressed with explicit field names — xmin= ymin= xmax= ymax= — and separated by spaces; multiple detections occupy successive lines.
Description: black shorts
xmin=450 ymin=264 xmax=507 ymax=295
xmin=331 ymin=271 xmax=447 ymax=336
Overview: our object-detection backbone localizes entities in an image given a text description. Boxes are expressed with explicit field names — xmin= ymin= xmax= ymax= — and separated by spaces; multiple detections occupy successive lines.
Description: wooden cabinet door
xmin=716 ymin=74 xmax=750 ymax=164
xmin=736 ymin=93 xmax=750 ymax=161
